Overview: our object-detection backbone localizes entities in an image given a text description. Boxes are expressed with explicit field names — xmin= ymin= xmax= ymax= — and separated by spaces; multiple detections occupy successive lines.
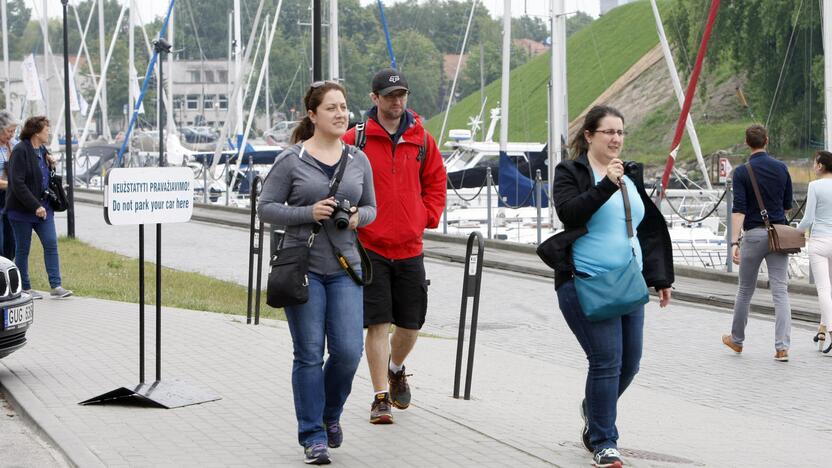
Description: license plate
xmin=4 ymin=302 xmax=34 ymax=330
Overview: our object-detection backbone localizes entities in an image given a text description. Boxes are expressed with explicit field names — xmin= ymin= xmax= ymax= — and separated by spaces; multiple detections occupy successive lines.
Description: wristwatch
xmin=731 ymin=241 xmax=740 ymax=247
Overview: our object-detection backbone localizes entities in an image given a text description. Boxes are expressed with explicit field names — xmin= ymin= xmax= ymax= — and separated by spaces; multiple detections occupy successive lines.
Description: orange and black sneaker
xmin=388 ymin=366 xmax=412 ymax=409
xmin=369 ymin=392 xmax=393 ymax=424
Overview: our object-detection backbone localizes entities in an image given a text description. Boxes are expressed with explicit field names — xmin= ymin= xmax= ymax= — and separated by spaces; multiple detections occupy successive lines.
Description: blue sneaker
xmin=304 ymin=443 xmax=331 ymax=465
xmin=325 ymin=421 xmax=342 ymax=448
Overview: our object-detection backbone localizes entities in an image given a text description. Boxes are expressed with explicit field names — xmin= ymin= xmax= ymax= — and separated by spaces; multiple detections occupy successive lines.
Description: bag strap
xmin=744 ymin=162 xmax=773 ymax=230
xmin=619 ymin=178 xmax=634 ymax=238
xmin=354 ymin=123 xmax=366 ymax=149
xmin=304 ymin=144 xmax=350 ymax=236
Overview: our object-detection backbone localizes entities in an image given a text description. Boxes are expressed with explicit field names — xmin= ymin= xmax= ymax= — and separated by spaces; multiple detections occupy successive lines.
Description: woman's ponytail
xmin=291 ymin=116 xmax=315 ymax=144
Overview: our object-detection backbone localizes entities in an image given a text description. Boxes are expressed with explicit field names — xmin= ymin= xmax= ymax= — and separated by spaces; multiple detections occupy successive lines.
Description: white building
xmin=170 ymin=59 xmax=232 ymax=128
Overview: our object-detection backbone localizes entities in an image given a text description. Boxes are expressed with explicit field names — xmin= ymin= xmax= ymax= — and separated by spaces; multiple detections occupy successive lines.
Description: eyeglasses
xmin=593 ymin=129 xmax=627 ymax=137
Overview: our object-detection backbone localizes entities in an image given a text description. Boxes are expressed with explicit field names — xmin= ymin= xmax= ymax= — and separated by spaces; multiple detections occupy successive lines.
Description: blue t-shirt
xmin=572 ymin=172 xmax=645 ymax=277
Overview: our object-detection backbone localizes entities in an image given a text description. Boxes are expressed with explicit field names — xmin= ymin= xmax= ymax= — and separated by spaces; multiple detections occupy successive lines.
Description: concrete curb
xmin=0 ymin=363 xmax=105 ymax=468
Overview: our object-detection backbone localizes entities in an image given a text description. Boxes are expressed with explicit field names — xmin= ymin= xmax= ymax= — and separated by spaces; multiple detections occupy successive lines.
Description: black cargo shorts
xmin=363 ymin=249 xmax=428 ymax=330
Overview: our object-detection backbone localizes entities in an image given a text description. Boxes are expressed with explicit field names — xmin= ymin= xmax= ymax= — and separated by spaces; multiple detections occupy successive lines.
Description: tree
xmin=1 ymin=0 xmax=31 ymax=59
xmin=512 ymin=15 xmax=548 ymax=42
xmin=668 ymin=0 xmax=823 ymax=150
xmin=566 ymin=11 xmax=594 ymax=38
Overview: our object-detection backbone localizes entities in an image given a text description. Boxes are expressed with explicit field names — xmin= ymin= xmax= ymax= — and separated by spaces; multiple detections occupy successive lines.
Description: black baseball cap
xmin=372 ymin=68 xmax=409 ymax=96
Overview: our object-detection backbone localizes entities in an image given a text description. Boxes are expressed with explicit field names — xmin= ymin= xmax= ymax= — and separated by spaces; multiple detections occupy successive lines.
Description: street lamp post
xmin=61 ymin=0 xmax=75 ymax=238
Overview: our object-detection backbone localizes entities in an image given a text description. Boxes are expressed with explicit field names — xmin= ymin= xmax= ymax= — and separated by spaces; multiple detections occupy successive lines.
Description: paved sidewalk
xmin=0 ymin=198 xmax=826 ymax=466
xmin=2 ymin=289 xmax=831 ymax=467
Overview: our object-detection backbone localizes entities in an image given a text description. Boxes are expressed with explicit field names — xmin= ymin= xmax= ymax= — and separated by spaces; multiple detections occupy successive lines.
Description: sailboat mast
xmin=42 ymin=0 xmax=49 ymax=119
xmin=168 ymin=4 xmax=175 ymax=134
xmin=129 ymin=0 xmax=135 ymax=137
xmin=825 ymin=0 xmax=832 ymax=147
xmin=234 ymin=0 xmax=243 ymax=136
xmin=650 ymin=0 xmax=711 ymax=189
xmin=1 ymin=0 xmax=9 ymax=110
xmin=329 ymin=0 xmax=338 ymax=80
xmin=98 ymin=0 xmax=110 ymax=139
xmin=549 ymin=0 xmax=566 ymax=228
xmin=499 ymin=0 xmax=510 ymax=154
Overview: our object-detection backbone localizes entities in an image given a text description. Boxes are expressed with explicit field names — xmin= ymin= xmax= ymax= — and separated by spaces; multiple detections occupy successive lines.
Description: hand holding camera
xmin=312 ymin=197 xmax=337 ymax=222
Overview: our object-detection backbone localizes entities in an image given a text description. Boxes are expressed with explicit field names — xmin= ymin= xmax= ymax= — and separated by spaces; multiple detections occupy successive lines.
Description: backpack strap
xmin=354 ymin=122 xmax=366 ymax=150
xmin=418 ymin=132 xmax=427 ymax=181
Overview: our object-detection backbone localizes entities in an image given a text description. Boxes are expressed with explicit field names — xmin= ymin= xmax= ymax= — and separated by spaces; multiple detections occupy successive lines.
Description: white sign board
xmin=104 ymin=167 xmax=194 ymax=225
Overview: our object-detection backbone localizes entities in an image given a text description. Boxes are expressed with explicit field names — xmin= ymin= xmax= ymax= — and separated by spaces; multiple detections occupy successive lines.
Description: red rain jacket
xmin=343 ymin=111 xmax=446 ymax=259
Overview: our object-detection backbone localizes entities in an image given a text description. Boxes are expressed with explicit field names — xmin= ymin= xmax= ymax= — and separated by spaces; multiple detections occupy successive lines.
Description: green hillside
xmin=425 ymin=0 xmax=666 ymax=144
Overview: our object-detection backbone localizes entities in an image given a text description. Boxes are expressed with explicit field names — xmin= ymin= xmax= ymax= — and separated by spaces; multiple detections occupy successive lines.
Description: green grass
xmin=425 ymin=0 xmax=667 ymax=143
xmin=26 ymin=237 xmax=284 ymax=320
xmin=624 ymin=97 xmax=752 ymax=164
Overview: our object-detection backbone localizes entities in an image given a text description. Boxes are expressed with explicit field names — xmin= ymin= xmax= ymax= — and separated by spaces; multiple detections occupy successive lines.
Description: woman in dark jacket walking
xmin=7 ymin=116 xmax=72 ymax=299
xmin=550 ymin=106 xmax=673 ymax=468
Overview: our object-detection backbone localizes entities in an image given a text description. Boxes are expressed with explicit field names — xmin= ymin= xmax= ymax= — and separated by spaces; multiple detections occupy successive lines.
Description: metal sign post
xmin=81 ymin=41 xmax=219 ymax=410
xmin=453 ymin=231 xmax=485 ymax=400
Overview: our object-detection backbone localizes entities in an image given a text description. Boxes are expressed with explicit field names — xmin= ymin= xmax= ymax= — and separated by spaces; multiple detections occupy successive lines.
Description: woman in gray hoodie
xmin=258 ymin=81 xmax=376 ymax=465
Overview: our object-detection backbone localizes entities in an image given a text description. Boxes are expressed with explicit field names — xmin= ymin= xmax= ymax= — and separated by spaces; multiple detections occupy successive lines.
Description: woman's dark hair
xmin=816 ymin=150 xmax=832 ymax=173
xmin=291 ymin=81 xmax=347 ymax=144
xmin=568 ymin=105 xmax=624 ymax=159
xmin=19 ymin=116 xmax=50 ymax=141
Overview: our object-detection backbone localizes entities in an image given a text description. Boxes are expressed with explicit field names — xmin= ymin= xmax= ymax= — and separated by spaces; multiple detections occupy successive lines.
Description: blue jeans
xmin=10 ymin=216 xmax=62 ymax=289
xmin=284 ymin=270 xmax=364 ymax=448
xmin=557 ymin=279 xmax=644 ymax=451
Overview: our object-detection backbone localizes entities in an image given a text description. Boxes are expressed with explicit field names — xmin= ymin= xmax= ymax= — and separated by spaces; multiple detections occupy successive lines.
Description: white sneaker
xmin=50 ymin=286 xmax=73 ymax=298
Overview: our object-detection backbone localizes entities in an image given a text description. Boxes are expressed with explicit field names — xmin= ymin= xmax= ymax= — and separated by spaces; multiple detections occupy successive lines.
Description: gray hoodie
xmin=258 ymin=143 xmax=377 ymax=275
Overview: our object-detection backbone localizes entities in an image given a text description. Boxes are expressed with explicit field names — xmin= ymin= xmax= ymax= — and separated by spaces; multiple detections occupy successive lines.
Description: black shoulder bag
xmin=46 ymin=169 xmax=69 ymax=212
xmin=266 ymin=146 xmax=350 ymax=308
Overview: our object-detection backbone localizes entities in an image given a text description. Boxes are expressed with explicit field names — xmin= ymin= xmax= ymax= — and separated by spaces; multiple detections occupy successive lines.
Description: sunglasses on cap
xmin=310 ymin=80 xmax=340 ymax=89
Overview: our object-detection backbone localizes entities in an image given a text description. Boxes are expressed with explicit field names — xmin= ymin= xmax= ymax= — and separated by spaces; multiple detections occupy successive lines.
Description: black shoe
xmin=580 ymin=399 xmax=593 ymax=453
xmin=325 ymin=421 xmax=342 ymax=448
xmin=593 ymin=447 xmax=623 ymax=467
xmin=388 ymin=365 xmax=412 ymax=409
xmin=304 ymin=443 xmax=331 ymax=465
xmin=369 ymin=392 xmax=393 ymax=424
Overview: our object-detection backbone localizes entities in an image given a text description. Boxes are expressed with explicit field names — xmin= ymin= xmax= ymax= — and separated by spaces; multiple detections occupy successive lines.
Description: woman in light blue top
xmin=797 ymin=150 xmax=832 ymax=350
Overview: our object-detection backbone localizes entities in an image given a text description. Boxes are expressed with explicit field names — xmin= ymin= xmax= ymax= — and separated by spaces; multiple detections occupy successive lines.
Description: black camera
xmin=331 ymin=199 xmax=353 ymax=230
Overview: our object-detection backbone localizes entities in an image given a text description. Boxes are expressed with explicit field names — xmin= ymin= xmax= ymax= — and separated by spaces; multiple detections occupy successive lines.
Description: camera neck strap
xmin=299 ymin=143 xmax=349 ymax=240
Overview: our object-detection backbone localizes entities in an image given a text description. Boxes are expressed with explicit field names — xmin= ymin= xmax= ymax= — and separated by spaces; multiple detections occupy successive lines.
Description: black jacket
xmin=6 ymin=139 xmax=48 ymax=215
xmin=549 ymin=153 xmax=674 ymax=291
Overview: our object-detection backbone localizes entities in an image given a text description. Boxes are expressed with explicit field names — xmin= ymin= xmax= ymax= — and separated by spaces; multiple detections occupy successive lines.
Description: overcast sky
xmin=22 ymin=0 xmax=599 ymax=24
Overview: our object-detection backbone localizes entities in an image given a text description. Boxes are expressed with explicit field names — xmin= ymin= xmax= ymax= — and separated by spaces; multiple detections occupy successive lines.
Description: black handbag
xmin=46 ymin=169 xmax=69 ymax=212
xmin=266 ymin=145 xmax=349 ymax=308
xmin=266 ymin=235 xmax=314 ymax=308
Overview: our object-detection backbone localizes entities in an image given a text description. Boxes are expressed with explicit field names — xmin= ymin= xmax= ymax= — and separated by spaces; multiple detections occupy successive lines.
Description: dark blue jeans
xmin=10 ymin=216 xmax=62 ymax=289
xmin=557 ymin=279 xmax=644 ymax=451
xmin=284 ymin=270 xmax=364 ymax=448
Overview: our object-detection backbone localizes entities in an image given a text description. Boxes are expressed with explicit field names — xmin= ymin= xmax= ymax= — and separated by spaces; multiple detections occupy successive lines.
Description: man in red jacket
xmin=343 ymin=68 xmax=446 ymax=424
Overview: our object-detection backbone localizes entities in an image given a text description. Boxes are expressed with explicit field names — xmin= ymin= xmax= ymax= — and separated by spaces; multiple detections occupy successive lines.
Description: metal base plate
xmin=79 ymin=380 xmax=221 ymax=409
